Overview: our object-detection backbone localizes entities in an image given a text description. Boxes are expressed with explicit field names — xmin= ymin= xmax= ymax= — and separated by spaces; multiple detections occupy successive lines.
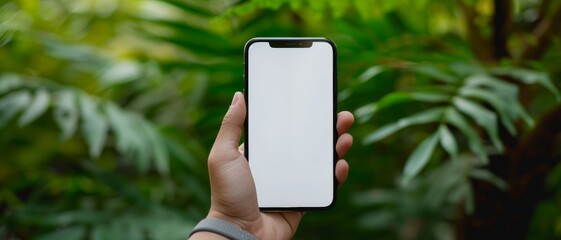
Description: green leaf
xmin=459 ymin=87 xmax=516 ymax=135
xmin=357 ymin=66 xmax=384 ymax=83
xmin=165 ymin=136 xmax=197 ymax=169
xmin=158 ymin=0 xmax=215 ymax=17
xmin=143 ymin=19 xmax=230 ymax=47
xmin=83 ymin=162 xmax=149 ymax=206
xmin=445 ymin=108 xmax=488 ymax=163
xmin=0 ymin=90 xmax=31 ymax=127
xmin=92 ymin=224 xmax=118 ymax=240
xmin=438 ymin=124 xmax=458 ymax=160
xmin=356 ymin=92 xmax=449 ymax=124
xmin=140 ymin=120 xmax=169 ymax=175
xmin=358 ymin=210 xmax=395 ymax=230
xmin=464 ymin=74 xmax=535 ymax=126
xmin=409 ymin=65 xmax=458 ymax=83
xmin=403 ymin=133 xmax=439 ymax=183
xmin=105 ymin=103 xmax=150 ymax=172
xmin=363 ymin=107 xmax=445 ymax=144
xmin=410 ymin=92 xmax=451 ymax=103
xmin=0 ymin=74 xmax=23 ymax=94
xmin=99 ymin=61 xmax=142 ymax=88
xmin=18 ymin=89 xmax=50 ymax=126
xmin=492 ymin=67 xmax=561 ymax=101
xmin=512 ymin=100 xmax=534 ymax=127
xmin=355 ymin=92 xmax=410 ymax=123
xmin=465 ymin=74 xmax=518 ymax=99
xmin=79 ymin=93 xmax=108 ymax=158
xmin=54 ymin=90 xmax=79 ymax=140
xmin=453 ymin=97 xmax=503 ymax=152
xmin=352 ymin=190 xmax=397 ymax=206
xmin=470 ymin=169 xmax=508 ymax=191
xmin=36 ymin=226 xmax=85 ymax=240
xmin=446 ymin=180 xmax=474 ymax=213
xmin=355 ymin=103 xmax=377 ymax=124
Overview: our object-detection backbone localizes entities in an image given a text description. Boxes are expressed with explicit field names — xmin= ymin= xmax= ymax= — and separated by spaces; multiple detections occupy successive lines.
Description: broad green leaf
xmin=465 ymin=74 xmax=518 ymax=99
xmin=79 ymin=93 xmax=108 ymax=158
xmin=410 ymin=92 xmax=451 ymax=103
xmin=465 ymin=74 xmax=535 ymax=126
xmin=459 ymin=87 xmax=516 ymax=135
xmin=438 ymin=124 xmax=458 ymax=160
xmin=99 ymin=61 xmax=142 ymax=87
xmin=358 ymin=210 xmax=395 ymax=230
xmin=165 ymin=136 xmax=197 ymax=169
xmin=445 ymin=108 xmax=488 ymax=163
xmin=157 ymin=0 xmax=215 ymax=17
xmin=0 ymin=74 xmax=22 ymax=94
xmin=140 ymin=120 xmax=169 ymax=175
xmin=143 ymin=34 xmax=232 ymax=56
xmin=403 ymin=133 xmax=439 ymax=183
xmin=358 ymin=66 xmax=384 ymax=83
xmin=492 ymin=67 xmax=561 ymax=101
xmin=54 ymin=90 xmax=78 ymax=140
xmin=83 ymin=162 xmax=150 ymax=206
xmin=470 ymin=169 xmax=508 ymax=191
xmin=464 ymin=77 xmax=534 ymax=127
xmin=446 ymin=180 xmax=473 ymax=213
xmin=512 ymin=100 xmax=534 ymax=127
xmin=352 ymin=189 xmax=397 ymax=206
xmin=355 ymin=92 xmax=410 ymax=124
xmin=0 ymin=90 xmax=31 ymax=127
xmin=363 ymin=107 xmax=445 ymax=144
xmin=453 ymin=97 xmax=503 ymax=152
xmin=143 ymin=19 xmax=230 ymax=47
xmin=105 ymin=103 xmax=150 ymax=172
xmin=356 ymin=92 xmax=449 ymax=123
xmin=36 ymin=226 xmax=85 ymax=240
xmin=409 ymin=65 xmax=458 ymax=83
xmin=92 ymin=224 xmax=117 ymax=240
xmin=355 ymin=103 xmax=377 ymax=124
xmin=18 ymin=89 xmax=49 ymax=126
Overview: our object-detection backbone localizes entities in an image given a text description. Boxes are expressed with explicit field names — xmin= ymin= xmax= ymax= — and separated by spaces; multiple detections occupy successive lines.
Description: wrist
xmin=207 ymin=209 xmax=262 ymax=238
xmin=189 ymin=231 xmax=229 ymax=240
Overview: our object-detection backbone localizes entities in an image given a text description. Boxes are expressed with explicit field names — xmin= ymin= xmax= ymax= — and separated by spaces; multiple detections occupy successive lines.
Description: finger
xmin=336 ymin=133 xmax=353 ymax=159
xmin=337 ymin=111 xmax=354 ymax=137
xmin=335 ymin=159 xmax=349 ymax=187
xmin=209 ymin=92 xmax=246 ymax=163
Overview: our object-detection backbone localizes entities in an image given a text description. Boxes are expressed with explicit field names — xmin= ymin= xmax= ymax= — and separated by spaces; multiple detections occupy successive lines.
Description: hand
xmin=192 ymin=92 xmax=354 ymax=240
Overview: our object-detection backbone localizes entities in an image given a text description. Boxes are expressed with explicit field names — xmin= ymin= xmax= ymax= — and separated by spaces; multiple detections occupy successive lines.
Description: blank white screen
xmin=247 ymin=41 xmax=334 ymax=208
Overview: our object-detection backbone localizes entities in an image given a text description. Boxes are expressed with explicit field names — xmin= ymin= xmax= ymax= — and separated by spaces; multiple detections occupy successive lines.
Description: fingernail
xmin=230 ymin=92 xmax=240 ymax=106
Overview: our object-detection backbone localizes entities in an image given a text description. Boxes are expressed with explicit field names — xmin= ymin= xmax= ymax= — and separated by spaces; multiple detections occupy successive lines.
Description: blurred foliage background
xmin=1 ymin=0 xmax=561 ymax=239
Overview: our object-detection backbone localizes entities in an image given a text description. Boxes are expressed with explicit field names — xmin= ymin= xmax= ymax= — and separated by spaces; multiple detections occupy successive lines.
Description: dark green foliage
xmin=1 ymin=0 xmax=561 ymax=239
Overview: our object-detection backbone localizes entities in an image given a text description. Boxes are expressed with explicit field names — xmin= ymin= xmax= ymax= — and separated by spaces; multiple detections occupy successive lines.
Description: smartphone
xmin=244 ymin=37 xmax=337 ymax=211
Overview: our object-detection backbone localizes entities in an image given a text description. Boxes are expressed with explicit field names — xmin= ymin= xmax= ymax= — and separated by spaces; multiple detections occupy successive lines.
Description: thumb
xmin=209 ymin=92 xmax=246 ymax=162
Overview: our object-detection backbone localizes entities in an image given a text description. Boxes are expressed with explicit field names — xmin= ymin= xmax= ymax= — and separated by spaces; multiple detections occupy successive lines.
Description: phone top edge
xmin=244 ymin=37 xmax=337 ymax=52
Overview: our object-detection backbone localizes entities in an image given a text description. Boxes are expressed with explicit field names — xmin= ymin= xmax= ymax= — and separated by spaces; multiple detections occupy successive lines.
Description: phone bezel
xmin=243 ymin=37 xmax=338 ymax=211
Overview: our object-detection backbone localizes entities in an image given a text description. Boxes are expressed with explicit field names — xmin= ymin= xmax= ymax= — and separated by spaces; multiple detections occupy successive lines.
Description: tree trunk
xmin=456 ymin=104 xmax=561 ymax=239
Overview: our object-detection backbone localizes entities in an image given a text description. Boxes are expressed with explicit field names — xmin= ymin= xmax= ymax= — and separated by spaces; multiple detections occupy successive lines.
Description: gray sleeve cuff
xmin=189 ymin=217 xmax=258 ymax=240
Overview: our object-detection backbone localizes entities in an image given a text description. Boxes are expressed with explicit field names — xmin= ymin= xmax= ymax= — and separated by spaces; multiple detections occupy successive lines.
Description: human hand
xmin=191 ymin=92 xmax=354 ymax=240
